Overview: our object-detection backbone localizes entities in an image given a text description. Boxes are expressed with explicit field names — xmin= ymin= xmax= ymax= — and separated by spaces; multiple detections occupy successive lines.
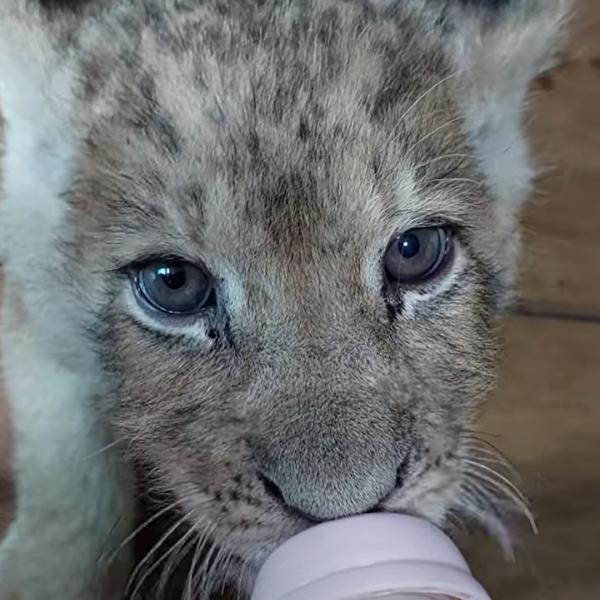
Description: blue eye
xmin=398 ymin=232 xmax=421 ymax=259
xmin=134 ymin=260 xmax=215 ymax=315
xmin=384 ymin=227 xmax=452 ymax=284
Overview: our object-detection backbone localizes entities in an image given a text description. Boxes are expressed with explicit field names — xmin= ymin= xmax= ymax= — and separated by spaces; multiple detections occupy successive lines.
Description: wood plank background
xmin=463 ymin=318 xmax=600 ymax=600
xmin=520 ymin=0 xmax=600 ymax=316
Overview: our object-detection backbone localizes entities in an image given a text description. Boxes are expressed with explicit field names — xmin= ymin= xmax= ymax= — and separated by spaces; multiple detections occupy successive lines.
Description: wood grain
xmin=521 ymin=1 xmax=600 ymax=315
xmin=463 ymin=316 xmax=600 ymax=600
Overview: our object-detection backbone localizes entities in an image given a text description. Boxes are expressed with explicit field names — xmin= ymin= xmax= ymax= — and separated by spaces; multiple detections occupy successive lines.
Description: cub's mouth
xmin=125 ymin=432 xmax=531 ymax=599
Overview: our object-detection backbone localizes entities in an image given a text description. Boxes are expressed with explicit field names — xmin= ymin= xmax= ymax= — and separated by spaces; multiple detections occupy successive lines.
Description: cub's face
xmin=0 ymin=0 xmax=569 ymax=594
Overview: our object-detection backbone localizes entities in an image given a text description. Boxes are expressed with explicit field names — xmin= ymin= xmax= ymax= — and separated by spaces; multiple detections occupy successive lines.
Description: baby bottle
xmin=251 ymin=513 xmax=491 ymax=600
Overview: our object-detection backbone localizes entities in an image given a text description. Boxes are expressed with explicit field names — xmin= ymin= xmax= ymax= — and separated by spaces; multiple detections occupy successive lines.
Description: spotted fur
xmin=0 ymin=1 xmax=571 ymax=598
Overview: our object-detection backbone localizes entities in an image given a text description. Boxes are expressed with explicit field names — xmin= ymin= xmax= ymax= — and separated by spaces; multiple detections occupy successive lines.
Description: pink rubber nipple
xmin=251 ymin=513 xmax=491 ymax=600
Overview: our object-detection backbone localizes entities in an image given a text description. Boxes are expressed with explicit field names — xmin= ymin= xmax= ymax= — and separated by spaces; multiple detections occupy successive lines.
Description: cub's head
xmin=0 ymin=0 xmax=570 ymax=594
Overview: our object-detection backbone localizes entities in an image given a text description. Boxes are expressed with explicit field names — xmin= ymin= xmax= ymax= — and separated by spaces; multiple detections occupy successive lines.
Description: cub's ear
xmin=0 ymin=0 xmax=99 ymax=137
xmin=0 ymin=1 xmax=77 ymax=264
xmin=440 ymin=0 xmax=572 ymax=205
xmin=0 ymin=1 xmax=80 ymax=130
xmin=421 ymin=0 xmax=573 ymax=306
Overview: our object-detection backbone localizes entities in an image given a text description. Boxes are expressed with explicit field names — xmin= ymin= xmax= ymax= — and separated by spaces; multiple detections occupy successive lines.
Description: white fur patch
xmin=446 ymin=0 xmax=572 ymax=221
xmin=0 ymin=11 xmax=135 ymax=598
xmin=0 ymin=12 xmax=74 ymax=258
xmin=0 ymin=275 xmax=134 ymax=599
xmin=0 ymin=13 xmax=97 ymax=373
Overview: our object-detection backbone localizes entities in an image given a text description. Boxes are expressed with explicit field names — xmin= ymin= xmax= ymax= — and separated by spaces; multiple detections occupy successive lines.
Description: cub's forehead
xmin=73 ymin=92 xmax=481 ymax=261
xmin=67 ymin=0 xmax=486 ymax=270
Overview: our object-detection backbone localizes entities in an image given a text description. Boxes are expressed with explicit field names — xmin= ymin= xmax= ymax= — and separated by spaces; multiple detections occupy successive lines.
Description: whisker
xmin=184 ymin=535 xmax=202 ymax=600
xmin=464 ymin=468 xmax=531 ymax=519
xmin=461 ymin=440 xmax=510 ymax=460
xmin=452 ymin=432 xmax=538 ymax=559
xmin=413 ymin=153 xmax=471 ymax=171
xmin=461 ymin=437 xmax=522 ymax=478
xmin=443 ymin=508 xmax=468 ymax=535
xmin=458 ymin=481 xmax=516 ymax=560
xmin=383 ymin=72 xmax=459 ymax=150
xmin=463 ymin=459 xmax=529 ymax=503
xmin=428 ymin=177 xmax=484 ymax=188
xmin=185 ymin=522 xmax=217 ymax=600
xmin=100 ymin=498 xmax=185 ymax=568
xmin=464 ymin=470 xmax=537 ymax=534
xmin=466 ymin=454 xmax=521 ymax=480
xmin=203 ymin=542 xmax=227 ymax=596
xmin=218 ymin=550 xmax=236 ymax=595
xmin=127 ymin=511 xmax=193 ymax=598
xmin=236 ymin=556 xmax=252 ymax=600
xmin=406 ymin=116 xmax=464 ymax=155
xmin=189 ymin=534 xmax=219 ymax=599
xmin=157 ymin=522 xmax=201 ymax=598
xmin=113 ymin=499 xmax=183 ymax=556
xmin=398 ymin=72 xmax=458 ymax=123
xmin=466 ymin=432 xmax=510 ymax=454
xmin=82 ymin=436 xmax=127 ymax=460
xmin=460 ymin=480 xmax=512 ymax=518
xmin=462 ymin=445 xmax=515 ymax=466
xmin=134 ymin=521 xmax=198 ymax=600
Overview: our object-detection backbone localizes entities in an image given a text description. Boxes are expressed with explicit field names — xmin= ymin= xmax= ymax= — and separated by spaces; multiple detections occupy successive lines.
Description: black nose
xmin=258 ymin=472 xmax=285 ymax=503
xmin=251 ymin=395 xmax=407 ymax=521
xmin=259 ymin=472 xmax=327 ymax=522
xmin=257 ymin=462 xmax=398 ymax=522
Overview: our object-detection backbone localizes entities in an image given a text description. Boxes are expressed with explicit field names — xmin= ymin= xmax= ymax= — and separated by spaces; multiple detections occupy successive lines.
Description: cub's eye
xmin=383 ymin=227 xmax=452 ymax=284
xmin=133 ymin=260 xmax=214 ymax=315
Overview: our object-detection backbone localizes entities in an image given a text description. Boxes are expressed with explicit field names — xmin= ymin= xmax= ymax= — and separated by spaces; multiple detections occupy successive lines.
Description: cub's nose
xmin=257 ymin=470 xmax=393 ymax=522
xmin=251 ymin=385 xmax=408 ymax=521
xmin=255 ymin=450 xmax=404 ymax=522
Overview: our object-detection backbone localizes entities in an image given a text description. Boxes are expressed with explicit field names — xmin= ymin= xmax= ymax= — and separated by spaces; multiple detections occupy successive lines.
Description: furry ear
xmin=431 ymin=0 xmax=572 ymax=306
xmin=441 ymin=0 xmax=572 ymax=215
xmin=0 ymin=2 xmax=75 ymax=150
xmin=0 ymin=2 xmax=87 ymax=363
xmin=0 ymin=1 xmax=76 ymax=263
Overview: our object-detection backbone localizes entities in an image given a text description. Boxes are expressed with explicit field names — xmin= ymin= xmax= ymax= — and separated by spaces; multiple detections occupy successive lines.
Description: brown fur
xmin=0 ymin=0 xmax=571 ymax=597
